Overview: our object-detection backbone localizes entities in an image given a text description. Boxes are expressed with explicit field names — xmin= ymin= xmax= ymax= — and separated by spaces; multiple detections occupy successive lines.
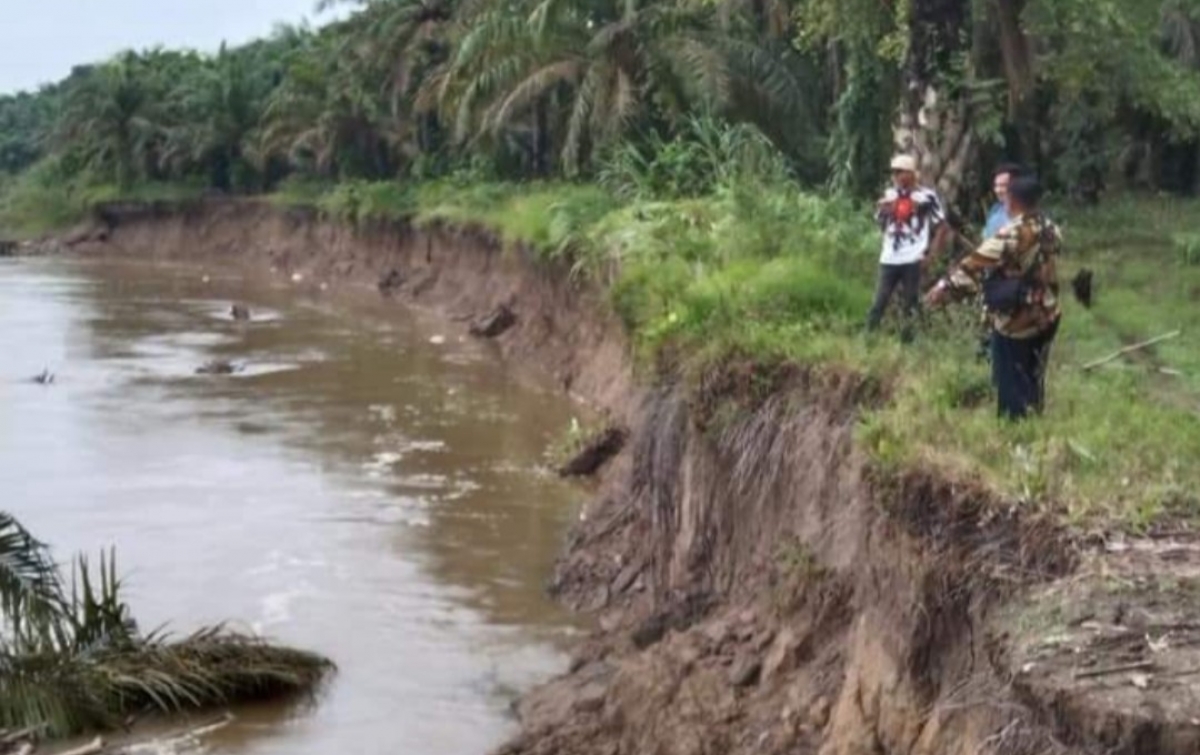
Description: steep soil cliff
xmin=73 ymin=200 xmax=1200 ymax=755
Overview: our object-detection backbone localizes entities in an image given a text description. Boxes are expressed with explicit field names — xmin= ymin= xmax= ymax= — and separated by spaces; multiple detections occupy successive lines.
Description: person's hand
xmin=876 ymin=199 xmax=894 ymax=214
xmin=924 ymin=279 xmax=951 ymax=308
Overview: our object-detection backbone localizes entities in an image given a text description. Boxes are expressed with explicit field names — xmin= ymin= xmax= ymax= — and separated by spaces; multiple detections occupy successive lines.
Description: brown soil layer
xmin=69 ymin=199 xmax=1200 ymax=755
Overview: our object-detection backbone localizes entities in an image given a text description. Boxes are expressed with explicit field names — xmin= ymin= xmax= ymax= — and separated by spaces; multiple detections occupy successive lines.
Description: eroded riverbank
xmin=50 ymin=200 xmax=1200 ymax=755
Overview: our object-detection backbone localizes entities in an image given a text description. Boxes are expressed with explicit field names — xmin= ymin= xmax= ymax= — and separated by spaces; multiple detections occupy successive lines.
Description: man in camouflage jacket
xmin=925 ymin=175 xmax=1062 ymax=420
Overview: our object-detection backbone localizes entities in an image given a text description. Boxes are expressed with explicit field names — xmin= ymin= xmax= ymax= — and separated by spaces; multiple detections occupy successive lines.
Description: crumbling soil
xmin=70 ymin=199 xmax=1200 ymax=755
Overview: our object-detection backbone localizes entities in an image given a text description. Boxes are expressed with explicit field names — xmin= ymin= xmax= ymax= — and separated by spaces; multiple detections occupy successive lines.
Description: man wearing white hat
xmin=867 ymin=154 xmax=949 ymax=339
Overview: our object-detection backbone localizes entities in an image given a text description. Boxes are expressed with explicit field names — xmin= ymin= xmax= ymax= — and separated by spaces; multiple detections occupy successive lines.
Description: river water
xmin=0 ymin=257 xmax=586 ymax=754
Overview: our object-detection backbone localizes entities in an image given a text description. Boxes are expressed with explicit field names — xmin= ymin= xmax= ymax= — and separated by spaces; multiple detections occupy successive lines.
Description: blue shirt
xmin=984 ymin=203 xmax=1010 ymax=240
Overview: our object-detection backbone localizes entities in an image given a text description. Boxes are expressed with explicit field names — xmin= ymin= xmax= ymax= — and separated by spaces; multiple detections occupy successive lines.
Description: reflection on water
xmin=0 ymin=258 xmax=585 ymax=754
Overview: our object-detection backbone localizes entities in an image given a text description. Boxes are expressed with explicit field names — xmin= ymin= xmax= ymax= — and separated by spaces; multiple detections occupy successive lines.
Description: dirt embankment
xmin=75 ymin=200 xmax=636 ymax=421
xmin=74 ymin=200 xmax=1200 ymax=755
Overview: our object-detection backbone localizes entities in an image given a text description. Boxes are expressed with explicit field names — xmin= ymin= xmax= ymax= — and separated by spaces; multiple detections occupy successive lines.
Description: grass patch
xmin=412 ymin=180 xmax=618 ymax=266
xmin=0 ymin=159 xmax=207 ymax=238
xmin=856 ymin=195 xmax=1200 ymax=528
xmin=0 ymin=161 xmax=90 ymax=238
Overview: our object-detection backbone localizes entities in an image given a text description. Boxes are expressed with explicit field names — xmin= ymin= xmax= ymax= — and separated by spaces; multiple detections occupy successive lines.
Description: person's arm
xmin=925 ymin=232 xmax=1009 ymax=307
xmin=874 ymin=189 xmax=895 ymax=229
xmin=923 ymin=222 xmax=951 ymax=271
xmin=920 ymin=190 xmax=951 ymax=270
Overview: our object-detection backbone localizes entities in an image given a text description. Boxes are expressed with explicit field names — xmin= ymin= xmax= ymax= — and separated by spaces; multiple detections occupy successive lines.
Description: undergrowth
xmin=0 ymin=158 xmax=206 ymax=238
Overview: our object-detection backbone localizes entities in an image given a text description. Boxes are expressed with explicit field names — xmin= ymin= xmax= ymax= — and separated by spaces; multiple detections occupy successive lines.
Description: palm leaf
xmin=0 ymin=512 xmax=65 ymax=647
xmin=0 ymin=512 xmax=335 ymax=739
xmin=491 ymin=59 xmax=583 ymax=130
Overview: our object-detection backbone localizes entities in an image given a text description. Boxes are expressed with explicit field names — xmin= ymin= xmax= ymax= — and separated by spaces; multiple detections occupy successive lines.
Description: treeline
xmin=2 ymin=0 xmax=1200 ymax=208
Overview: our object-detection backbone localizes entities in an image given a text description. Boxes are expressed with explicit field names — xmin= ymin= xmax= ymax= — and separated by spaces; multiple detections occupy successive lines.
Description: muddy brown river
xmin=1 ymin=257 xmax=586 ymax=753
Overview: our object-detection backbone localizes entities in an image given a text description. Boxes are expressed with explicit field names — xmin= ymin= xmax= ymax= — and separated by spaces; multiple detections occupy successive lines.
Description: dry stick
xmin=1081 ymin=330 xmax=1182 ymax=372
xmin=107 ymin=712 xmax=235 ymax=755
xmin=50 ymin=738 xmax=105 ymax=755
xmin=0 ymin=728 xmax=44 ymax=747
xmin=1073 ymin=660 xmax=1156 ymax=679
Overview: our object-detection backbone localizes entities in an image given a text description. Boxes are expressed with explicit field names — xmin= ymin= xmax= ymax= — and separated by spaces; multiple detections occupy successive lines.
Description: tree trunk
xmin=533 ymin=98 xmax=549 ymax=177
xmin=894 ymin=0 xmax=977 ymax=209
xmin=829 ymin=41 xmax=843 ymax=103
xmin=993 ymin=0 xmax=1041 ymax=166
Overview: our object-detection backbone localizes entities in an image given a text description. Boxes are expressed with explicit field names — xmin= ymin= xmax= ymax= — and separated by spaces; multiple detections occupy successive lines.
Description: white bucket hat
xmin=889 ymin=154 xmax=918 ymax=173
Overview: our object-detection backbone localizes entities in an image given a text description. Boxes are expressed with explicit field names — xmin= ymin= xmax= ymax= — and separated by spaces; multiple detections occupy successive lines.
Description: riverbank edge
xmin=57 ymin=198 xmax=1200 ymax=755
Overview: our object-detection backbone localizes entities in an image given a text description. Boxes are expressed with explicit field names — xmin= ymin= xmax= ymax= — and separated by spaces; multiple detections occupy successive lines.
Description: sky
xmin=0 ymin=0 xmax=343 ymax=95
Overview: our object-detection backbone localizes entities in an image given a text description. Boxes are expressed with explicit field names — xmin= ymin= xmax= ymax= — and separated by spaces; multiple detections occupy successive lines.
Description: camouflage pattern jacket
xmin=947 ymin=212 xmax=1062 ymax=339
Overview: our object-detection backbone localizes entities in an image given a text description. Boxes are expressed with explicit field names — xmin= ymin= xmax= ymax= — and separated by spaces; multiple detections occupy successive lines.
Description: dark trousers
xmin=990 ymin=319 xmax=1060 ymax=420
xmin=867 ymin=262 xmax=922 ymax=336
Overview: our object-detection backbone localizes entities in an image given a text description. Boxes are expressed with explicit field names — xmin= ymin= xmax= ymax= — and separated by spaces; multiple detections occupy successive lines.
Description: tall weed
xmin=597 ymin=115 xmax=792 ymax=202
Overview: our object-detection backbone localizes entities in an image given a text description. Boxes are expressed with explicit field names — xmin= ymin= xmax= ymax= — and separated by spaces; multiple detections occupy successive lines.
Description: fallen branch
xmin=113 ymin=712 xmax=234 ymax=754
xmin=1082 ymin=330 xmax=1181 ymax=371
xmin=0 ymin=727 xmax=45 ymax=747
xmin=1073 ymin=660 xmax=1155 ymax=679
xmin=50 ymin=737 xmax=104 ymax=755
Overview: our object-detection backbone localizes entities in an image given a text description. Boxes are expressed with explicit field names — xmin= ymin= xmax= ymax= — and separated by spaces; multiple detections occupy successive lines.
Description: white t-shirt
xmin=876 ymin=186 xmax=946 ymax=265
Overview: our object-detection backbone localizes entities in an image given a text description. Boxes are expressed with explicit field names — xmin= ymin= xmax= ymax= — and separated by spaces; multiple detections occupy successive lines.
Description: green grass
xmin=857 ymin=196 xmax=1200 ymax=528
xmin=0 ymin=161 xmax=206 ymax=238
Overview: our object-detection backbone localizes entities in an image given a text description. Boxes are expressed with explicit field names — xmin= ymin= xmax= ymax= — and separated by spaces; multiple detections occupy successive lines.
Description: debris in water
xmin=291 ymin=272 xmax=304 ymax=283
xmin=196 ymin=360 xmax=244 ymax=375
xmin=201 ymin=275 xmax=211 ymax=283
xmin=230 ymin=304 xmax=251 ymax=321
xmin=429 ymin=335 xmax=446 ymax=345
xmin=30 ymin=368 xmax=55 ymax=385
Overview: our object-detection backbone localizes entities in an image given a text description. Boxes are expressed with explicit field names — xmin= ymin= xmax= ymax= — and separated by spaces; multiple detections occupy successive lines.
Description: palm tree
xmin=1162 ymin=0 xmax=1200 ymax=69
xmin=0 ymin=513 xmax=62 ymax=648
xmin=0 ymin=511 xmax=333 ymax=740
xmin=316 ymin=0 xmax=456 ymax=175
xmin=434 ymin=0 xmax=811 ymax=175
xmin=164 ymin=45 xmax=273 ymax=191
xmin=56 ymin=52 xmax=172 ymax=189
xmin=257 ymin=27 xmax=398 ymax=179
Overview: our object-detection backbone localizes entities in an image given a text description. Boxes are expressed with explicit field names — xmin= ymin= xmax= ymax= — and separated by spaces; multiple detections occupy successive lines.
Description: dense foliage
xmin=2 ymin=0 xmax=1200 ymax=211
